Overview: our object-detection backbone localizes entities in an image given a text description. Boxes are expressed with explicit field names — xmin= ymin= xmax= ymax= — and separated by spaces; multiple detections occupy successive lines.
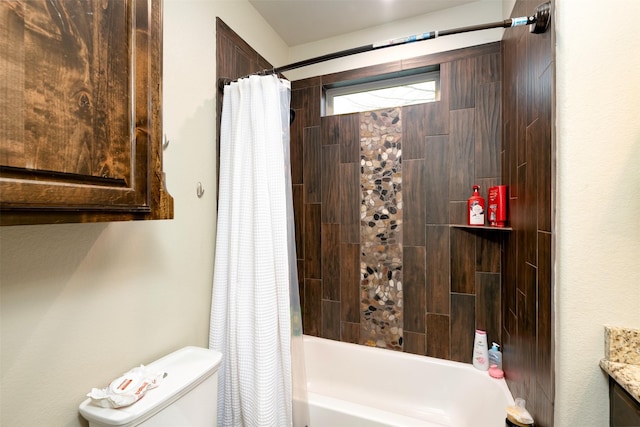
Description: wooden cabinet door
xmin=0 ymin=0 xmax=173 ymax=225
xmin=611 ymin=380 xmax=640 ymax=426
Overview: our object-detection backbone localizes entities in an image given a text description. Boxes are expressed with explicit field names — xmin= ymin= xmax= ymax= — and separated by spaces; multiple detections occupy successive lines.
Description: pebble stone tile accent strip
xmin=359 ymin=108 xmax=403 ymax=351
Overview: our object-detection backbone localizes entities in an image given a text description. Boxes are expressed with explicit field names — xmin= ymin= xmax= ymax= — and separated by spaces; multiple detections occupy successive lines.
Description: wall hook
xmin=163 ymin=134 xmax=170 ymax=150
xmin=196 ymin=182 xmax=205 ymax=198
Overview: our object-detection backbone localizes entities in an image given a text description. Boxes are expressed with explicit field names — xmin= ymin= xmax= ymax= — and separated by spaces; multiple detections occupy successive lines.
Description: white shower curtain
xmin=209 ymin=74 xmax=307 ymax=427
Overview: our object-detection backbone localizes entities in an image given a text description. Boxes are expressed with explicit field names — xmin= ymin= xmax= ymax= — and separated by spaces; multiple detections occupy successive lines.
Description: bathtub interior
xmin=304 ymin=392 xmax=451 ymax=427
xmin=302 ymin=335 xmax=514 ymax=427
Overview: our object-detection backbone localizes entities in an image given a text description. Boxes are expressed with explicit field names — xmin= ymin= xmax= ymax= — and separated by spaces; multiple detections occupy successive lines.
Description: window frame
xmin=324 ymin=67 xmax=440 ymax=116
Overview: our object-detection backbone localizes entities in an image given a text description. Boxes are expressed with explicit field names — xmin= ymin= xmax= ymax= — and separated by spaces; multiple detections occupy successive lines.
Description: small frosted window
xmin=325 ymin=70 xmax=439 ymax=116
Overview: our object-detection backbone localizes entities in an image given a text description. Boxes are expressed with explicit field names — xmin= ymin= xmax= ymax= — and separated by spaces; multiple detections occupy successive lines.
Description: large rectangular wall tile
xmin=426 ymin=225 xmax=450 ymax=315
xmin=341 ymin=322 xmax=360 ymax=344
xmin=449 ymin=109 xmax=475 ymax=201
xmin=341 ymin=113 xmax=362 ymax=163
xmin=321 ymin=115 xmax=340 ymax=146
xmin=426 ymin=313 xmax=450 ymax=359
xmin=532 ymin=383 xmax=554 ymax=427
xmin=297 ymin=85 xmax=321 ymax=128
xmin=524 ymin=127 xmax=538 ymax=266
xmin=339 ymin=163 xmax=359 ymax=244
xmin=450 ymin=228 xmax=476 ymax=294
xmin=502 ymin=116 xmax=515 ymax=187
xmin=507 ymin=293 xmax=525 ymax=399
xmin=321 ymin=115 xmax=355 ymax=191
xmin=476 ymin=52 xmax=502 ymax=84
xmin=404 ymin=246 xmax=426 ymax=333
xmin=425 ymin=62 xmax=450 ymax=136
xmin=537 ymin=231 xmax=553 ymax=401
xmin=304 ymin=203 xmax=321 ymax=279
xmin=451 ymin=293 xmax=475 ymax=363
xmin=503 ymin=308 xmax=517 ymax=369
xmin=450 ymin=57 xmax=475 ymax=110
xmin=297 ymin=259 xmax=305 ymax=310
xmin=502 ymin=231 xmax=517 ymax=336
xmin=304 ymin=279 xmax=322 ymax=336
xmin=290 ymin=109 xmax=303 ymax=184
xmin=216 ymin=32 xmax=236 ymax=81
xmin=476 ymin=272 xmax=501 ymax=345
xmin=340 ymin=243 xmax=360 ymax=323
xmin=403 ymin=104 xmax=426 ymax=160
xmin=400 ymin=43 xmax=500 ymax=71
xmin=477 ymin=229 xmax=501 ymax=273
xmin=321 ymin=144 xmax=339 ymax=223
xmin=403 ymin=159 xmax=426 ymax=246
xmin=425 ymin=135 xmax=450 ymax=224
xmin=323 ymin=61 xmax=402 ymax=86
xmin=512 ymin=169 xmax=525 ymax=227
xmin=516 ymin=33 xmax=528 ymax=167
xmin=449 ymin=201 xmax=467 ymax=225
xmin=303 ymin=126 xmax=321 ymax=203
xmin=321 ymin=223 xmax=340 ymax=300
xmin=404 ymin=332 xmax=426 ymax=356
xmin=519 ymin=262 xmax=538 ymax=394
xmin=291 ymin=77 xmax=321 ymax=96
xmin=322 ymin=300 xmax=341 ymax=340
xmin=293 ymin=184 xmax=304 ymax=260
xmin=475 ymin=82 xmax=501 ymax=179
xmin=537 ymin=68 xmax=553 ymax=233
xmin=516 ymin=285 xmax=537 ymax=402
xmin=291 ymin=76 xmax=322 ymax=92
xmin=424 ymin=101 xmax=450 ymax=137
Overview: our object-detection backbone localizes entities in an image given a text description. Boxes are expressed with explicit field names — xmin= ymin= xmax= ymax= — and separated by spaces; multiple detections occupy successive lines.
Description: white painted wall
xmin=0 ymin=1 xmax=287 ymax=426
xmin=285 ymin=0 xmax=505 ymax=81
xmin=554 ymin=0 xmax=640 ymax=425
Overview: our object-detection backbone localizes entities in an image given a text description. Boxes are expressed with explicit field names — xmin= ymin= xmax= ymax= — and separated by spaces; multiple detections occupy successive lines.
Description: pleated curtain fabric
xmin=210 ymin=75 xmax=293 ymax=427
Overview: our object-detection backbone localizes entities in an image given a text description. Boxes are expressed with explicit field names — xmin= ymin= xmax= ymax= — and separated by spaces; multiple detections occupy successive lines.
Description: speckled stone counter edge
xmin=605 ymin=326 xmax=640 ymax=364
xmin=600 ymin=359 xmax=640 ymax=402
xmin=601 ymin=326 xmax=640 ymax=403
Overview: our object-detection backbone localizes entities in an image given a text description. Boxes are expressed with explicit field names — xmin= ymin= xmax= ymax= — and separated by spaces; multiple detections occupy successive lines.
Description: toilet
xmin=79 ymin=346 xmax=222 ymax=427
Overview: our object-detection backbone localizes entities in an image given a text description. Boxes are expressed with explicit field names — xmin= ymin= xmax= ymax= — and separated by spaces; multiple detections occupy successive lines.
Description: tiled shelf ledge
xmin=450 ymin=224 xmax=513 ymax=231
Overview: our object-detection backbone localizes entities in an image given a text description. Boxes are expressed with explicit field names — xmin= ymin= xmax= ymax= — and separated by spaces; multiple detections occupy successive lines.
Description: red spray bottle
xmin=467 ymin=185 xmax=485 ymax=226
xmin=488 ymin=185 xmax=508 ymax=227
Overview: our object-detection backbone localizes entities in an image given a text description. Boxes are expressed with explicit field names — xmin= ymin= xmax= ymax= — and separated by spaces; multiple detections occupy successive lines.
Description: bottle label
xmin=469 ymin=202 xmax=484 ymax=225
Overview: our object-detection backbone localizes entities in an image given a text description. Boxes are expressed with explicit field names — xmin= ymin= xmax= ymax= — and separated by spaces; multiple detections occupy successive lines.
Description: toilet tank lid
xmin=79 ymin=346 xmax=222 ymax=426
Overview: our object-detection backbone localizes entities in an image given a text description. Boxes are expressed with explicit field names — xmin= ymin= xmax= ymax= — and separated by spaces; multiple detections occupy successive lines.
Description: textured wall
xmin=0 ymin=2 xmax=288 ymax=426
xmin=555 ymin=0 xmax=640 ymax=426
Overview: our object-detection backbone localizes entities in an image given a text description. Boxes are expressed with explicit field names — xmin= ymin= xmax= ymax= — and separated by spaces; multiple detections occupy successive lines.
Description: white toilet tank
xmin=79 ymin=346 xmax=222 ymax=427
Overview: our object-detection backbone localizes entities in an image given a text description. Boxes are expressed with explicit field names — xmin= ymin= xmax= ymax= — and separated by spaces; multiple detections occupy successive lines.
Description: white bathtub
xmin=300 ymin=335 xmax=514 ymax=427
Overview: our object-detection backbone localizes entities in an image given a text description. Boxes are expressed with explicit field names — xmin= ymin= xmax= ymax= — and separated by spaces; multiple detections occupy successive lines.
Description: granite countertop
xmin=600 ymin=326 xmax=640 ymax=403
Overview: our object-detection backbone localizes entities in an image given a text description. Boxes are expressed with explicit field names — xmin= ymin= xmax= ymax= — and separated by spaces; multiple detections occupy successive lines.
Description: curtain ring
xmin=196 ymin=182 xmax=205 ymax=198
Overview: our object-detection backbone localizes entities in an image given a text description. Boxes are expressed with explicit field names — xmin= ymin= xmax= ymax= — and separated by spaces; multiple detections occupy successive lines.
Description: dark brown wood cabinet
xmin=0 ymin=0 xmax=173 ymax=226
xmin=610 ymin=379 xmax=640 ymax=427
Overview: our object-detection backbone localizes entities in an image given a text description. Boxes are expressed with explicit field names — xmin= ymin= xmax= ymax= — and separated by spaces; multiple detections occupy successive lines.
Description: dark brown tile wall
xmin=215 ymin=19 xmax=273 ymax=174
xmin=502 ymin=1 xmax=555 ymax=425
xmin=217 ymin=13 xmax=554 ymax=425
xmin=291 ymin=42 xmax=505 ymax=362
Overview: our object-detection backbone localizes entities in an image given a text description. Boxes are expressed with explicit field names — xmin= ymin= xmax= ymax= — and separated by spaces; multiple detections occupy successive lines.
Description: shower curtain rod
xmin=219 ymin=2 xmax=550 ymax=87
